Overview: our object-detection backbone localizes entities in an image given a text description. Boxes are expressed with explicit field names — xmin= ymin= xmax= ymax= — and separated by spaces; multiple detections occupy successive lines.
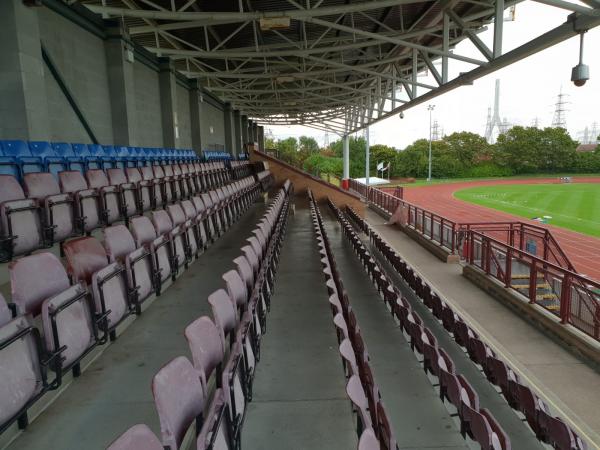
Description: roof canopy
xmin=84 ymin=0 xmax=600 ymax=135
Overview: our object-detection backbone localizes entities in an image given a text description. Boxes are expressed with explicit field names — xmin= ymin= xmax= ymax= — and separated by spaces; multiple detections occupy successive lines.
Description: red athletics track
xmin=400 ymin=177 xmax=600 ymax=281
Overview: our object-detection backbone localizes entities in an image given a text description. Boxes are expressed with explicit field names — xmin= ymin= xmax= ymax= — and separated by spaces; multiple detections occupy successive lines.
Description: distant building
xmin=576 ymin=144 xmax=598 ymax=153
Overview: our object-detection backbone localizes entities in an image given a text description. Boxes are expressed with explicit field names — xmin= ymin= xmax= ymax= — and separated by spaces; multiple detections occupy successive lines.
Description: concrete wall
xmin=201 ymin=101 xmax=225 ymax=150
xmin=176 ymin=83 xmax=192 ymax=148
xmin=38 ymin=8 xmax=113 ymax=144
xmin=0 ymin=1 xmax=239 ymax=153
xmin=134 ymin=61 xmax=163 ymax=147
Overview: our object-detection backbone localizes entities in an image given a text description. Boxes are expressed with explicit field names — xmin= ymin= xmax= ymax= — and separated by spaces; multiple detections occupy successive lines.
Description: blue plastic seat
xmin=52 ymin=142 xmax=86 ymax=174
xmin=29 ymin=141 xmax=66 ymax=176
xmin=72 ymin=143 xmax=100 ymax=170
xmin=91 ymin=144 xmax=114 ymax=169
xmin=0 ymin=140 xmax=26 ymax=179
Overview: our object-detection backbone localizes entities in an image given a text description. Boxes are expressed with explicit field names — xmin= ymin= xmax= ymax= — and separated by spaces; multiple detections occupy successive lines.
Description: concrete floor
xmin=4 ymin=204 xmax=267 ymax=450
xmin=321 ymin=209 xmax=470 ymax=450
xmin=243 ymin=204 xmax=356 ymax=450
xmin=365 ymin=208 xmax=600 ymax=448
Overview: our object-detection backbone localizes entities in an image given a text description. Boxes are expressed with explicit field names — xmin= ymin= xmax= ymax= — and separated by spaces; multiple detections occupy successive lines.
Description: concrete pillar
xmin=247 ymin=120 xmax=254 ymax=142
xmin=343 ymin=135 xmax=350 ymax=179
xmin=105 ymin=21 xmax=138 ymax=146
xmin=253 ymin=123 xmax=259 ymax=144
xmin=189 ymin=80 xmax=202 ymax=152
xmin=0 ymin=0 xmax=49 ymax=140
xmin=241 ymin=115 xmax=249 ymax=149
xmin=233 ymin=110 xmax=242 ymax=155
xmin=223 ymin=103 xmax=234 ymax=156
xmin=365 ymin=126 xmax=370 ymax=187
xmin=258 ymin=126 xmax=265 ymax=152
xmin=158 ymin=58 xmax=179 ymax=148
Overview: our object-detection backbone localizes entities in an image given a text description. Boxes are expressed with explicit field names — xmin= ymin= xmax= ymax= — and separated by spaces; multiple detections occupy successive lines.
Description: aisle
xmin=243 ymin=204 xmax=356 ymax=450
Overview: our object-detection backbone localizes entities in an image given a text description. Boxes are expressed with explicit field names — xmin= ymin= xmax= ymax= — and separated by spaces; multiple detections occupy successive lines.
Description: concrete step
xmin=511 ymin=283 xmax=551 ymax=290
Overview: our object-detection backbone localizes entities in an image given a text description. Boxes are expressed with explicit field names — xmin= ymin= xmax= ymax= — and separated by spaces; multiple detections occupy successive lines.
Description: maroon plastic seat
xmin=346 ymin=375 xmax=372 ymax=435
xmin=0 ymin=315 xmax=46 ymax=433
xmin=462 ymin=404 xmax=511 ymax=449
xmin=107 ymin=168 xmax=138 ymax=219
xmin=0 ymin=174 xmax=44 ymax=260
xmin=107 ymin=423 xmax=163 ymax=450
xmin=487 ymin=356 xmax=519 ymax=407
xmin=140 ymin=166 xmax=162 ymax=208
xmin=86 ymin=169 xmax=121 ymax=224
xmin=103 ymin=225 xmax=154 ymax=308
xmin=181 ymin=200 xmax=206 ymax=252
xmin=152 ymin=356 xmax=205 ymax=450
xmin=130 ymin=216 xmax=171 ymax=290
xmin=358 ymin=428 xmax=380 ymax=450
xmin=167 ymin=204 xmax=196 ymax=262
xmin=184 ymin=316 xmax=224 ymax=395
xmin=59 ymin=170 xmax=100 ymax=233
xmin=23 ymin=172 xmax=74 ymax=245
xmin=152 ymin=165 xmax=173 ymax=204
xmin=63 ymin=236 xmax=130 ymax=333
xmin=339 ymin=338 xmax=359 ymax=378
xmin=539 ymin=411 xmax=585 ymax=450
xmin=153 ymin=209 xmax=185 ymax=274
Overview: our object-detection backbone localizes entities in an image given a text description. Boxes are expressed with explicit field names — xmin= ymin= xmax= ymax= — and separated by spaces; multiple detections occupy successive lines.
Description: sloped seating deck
xmin=322 ymin=203 xmax=546 ymax=450
xmin=2 ymin=204 xmax=267 ymax=450
xmin=242 ymin=198 xmax=356 ymax=450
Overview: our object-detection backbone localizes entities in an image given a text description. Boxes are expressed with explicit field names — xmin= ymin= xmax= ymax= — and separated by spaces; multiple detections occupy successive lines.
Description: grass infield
xmin=454 ymin=183 xmax=600 ymax=237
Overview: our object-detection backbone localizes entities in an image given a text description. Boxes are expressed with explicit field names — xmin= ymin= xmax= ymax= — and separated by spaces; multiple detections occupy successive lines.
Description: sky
xmin=263 ymin=2 xmax=600 ymax=149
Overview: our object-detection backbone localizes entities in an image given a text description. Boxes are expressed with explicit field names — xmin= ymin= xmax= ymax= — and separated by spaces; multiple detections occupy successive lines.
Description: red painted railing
xmin=465 ymin=229 xmax=600 ymax=340
xmin=348 ymin=179 xmax=458 ymax=253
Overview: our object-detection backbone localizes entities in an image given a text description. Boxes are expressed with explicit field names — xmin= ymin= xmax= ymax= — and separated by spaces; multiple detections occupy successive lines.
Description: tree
xmin=369 ymin=144 xmax=398 ymax=175
xmin=330 ymin=136 xmax=367 ymax=177
xmin=298 ymin=136 xmax=320 ymax=153
xmin=443 ymin=132 xmax=490 ymax=166
xmin=264 ymin=137 xmax=277 ymax=150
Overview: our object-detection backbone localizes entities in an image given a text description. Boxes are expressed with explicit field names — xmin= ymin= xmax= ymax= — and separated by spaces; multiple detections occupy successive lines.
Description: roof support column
xmin=0 ymin=0 xmax=49 ymax=140
xmin=247 ymin=119 xmax=254 ymax=142
xmin=158 ymin=58 xmax=179 ymax=148
xmin=233 ymin=110 xmax=242 ymax=155
xmin=365 ymin=127 xmax=370 ymax=188
xmin=223 ymin=103 xmax=235 ymax=155
xmin=258 ymin=126 xmax=264 ymax=152
xmin=342 ymin=134 xmax=350 ymax=189
xmin=241 ymin=114 xmax=249 ymax=151
xmin=189 ymin=79 xmax=203 ymax=153
xmin=253 ymin=122 xmax=259 ymax=144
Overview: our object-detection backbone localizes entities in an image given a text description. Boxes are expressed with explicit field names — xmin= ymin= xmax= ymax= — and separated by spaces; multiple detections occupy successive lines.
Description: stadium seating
xmin=0 ymin=165 xmax=268 ymax=436
xmin=343 ymin=204 xmax=588 ymax=450
xmin=105 ymin=181 xmax=292 ymax=450
xmin=0 ymin=141 xmax=258 ymax=263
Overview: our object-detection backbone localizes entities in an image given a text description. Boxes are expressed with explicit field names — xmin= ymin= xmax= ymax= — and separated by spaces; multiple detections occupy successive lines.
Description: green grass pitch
xmin=454 ymin=183 xmax=600 ymax=237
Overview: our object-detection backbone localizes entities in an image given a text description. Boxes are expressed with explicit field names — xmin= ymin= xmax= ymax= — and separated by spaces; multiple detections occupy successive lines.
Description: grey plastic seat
xmin=167 ymin=204 xmax=197 ymax=262
xmin=153 ymin=209 xmax=186 ymax=274
xmin=23 ymin=172 xmax=75 ymax=245
xmin=108 ymin=168 xmax=138 ymax=219
xmin=346 ymin=375 xmax=372 ymax=434
xmin=152 ymin=356 xmax=205 ymax=450
xmin=358 ymin=428 xmax=381 ymax=450
xmin=0 ymin=174 xmax=44 ymax=261
xmin=181 ymin=199 xmax=205 ymax=252
xmin=184 ymin=316 xmax=224 ymax=396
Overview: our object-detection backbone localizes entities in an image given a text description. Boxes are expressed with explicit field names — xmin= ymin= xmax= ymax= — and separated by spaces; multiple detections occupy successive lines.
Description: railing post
xmin=485 ymin=239 xmax=491 ymax=275
xmin=528 ymin=261 xmax=537 ymax=304
xmin=451 ymin=223 xmax=456 ymax=255
xmin=559 ymin=274 xmax=572 ymax=324
xmin=505 ymin=248 xmax=512 ymax=288
xmin=469 ymin=232 xmax=474 ymax=264
xmin=421 ymin=209 xmax=425 ymax=233
xmin=440 ymin=218 xmax=444 ymax=247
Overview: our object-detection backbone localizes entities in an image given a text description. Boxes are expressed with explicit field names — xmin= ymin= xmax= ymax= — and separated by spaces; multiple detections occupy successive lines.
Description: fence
xmin=348 ymin=179 xmax=458 ymax=253
xmin=465 ymin=229 xmax=600 ymax=340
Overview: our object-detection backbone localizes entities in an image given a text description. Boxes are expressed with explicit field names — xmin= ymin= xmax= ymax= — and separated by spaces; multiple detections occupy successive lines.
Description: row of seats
xmin=0 ymin=160 xmax=254 ymax=262
xmin=107 ymin=180 xmax=293 ymax=450
xmin=344 ymin=206 xmax=588 ymax=450
xmin=203 ymin=151 xmax=232 ymax=161
xmin=0 ymin=140 xmax=206 ymax=179
xmin=0 ymin=175 xmax=263 ymax=436
xmin=308 ymin=190 xmax=392 ymax=450
xmin=330 ymin=200 xmax=510 ymax=450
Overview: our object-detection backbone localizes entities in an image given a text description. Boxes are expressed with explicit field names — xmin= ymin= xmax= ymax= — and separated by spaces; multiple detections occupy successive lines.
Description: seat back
xmin=125 ymin=167 xmax=142 ymax=183
xmin=107 ymin=168 xmax=128 ymax=186
xmin=346 ymin=375 xmax=372 ymax=431
xmin=208 ymin=289 xmax=237 ymax=353
xmin=63 ymin=237 xmax=109 ymax=284
xmin=222 ymin=270 xmax=247 ymax=313
xmin=233 ymin=256 xmax=254 ymax=294
xmin=9 ymin=252 xmax=70 ymax=316
xmin=152 ymin=210 xmax=173 ymax=236
xmin=59 ymin=170 xmax=89 ymax=193
xmin=103 ymin=225 xmax=137 ymax=263
xmin=130 ymin=216 xmax=158 ymax=247
xmin=152 ymin=356 xmax=205 ymax=450
xmin=0 ymin=316 xmax=44 ymax=427
xmin=41 ymin=283 xmax=94 ymax=369
xmin=23 ymin=172 xmax=61 ymax=197
xmin=107 ymin=424 xmax=163 ymax=450
xmin=184 ymin=316 xmax=224 ymax=393
xmin=0 ymin=175 xmax=26 ymax=203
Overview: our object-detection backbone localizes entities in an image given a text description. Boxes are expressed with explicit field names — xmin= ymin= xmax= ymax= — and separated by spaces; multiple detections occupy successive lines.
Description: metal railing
xmin=465 ymin=229 xmax=600 ymax=340
xmin=348 ymin=179 xmax=457 ymax=253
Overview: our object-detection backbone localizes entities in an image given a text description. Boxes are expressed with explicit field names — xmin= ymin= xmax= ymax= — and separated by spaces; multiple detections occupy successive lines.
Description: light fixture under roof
xmin=260 ymin=17 xmax=291 ymax=31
